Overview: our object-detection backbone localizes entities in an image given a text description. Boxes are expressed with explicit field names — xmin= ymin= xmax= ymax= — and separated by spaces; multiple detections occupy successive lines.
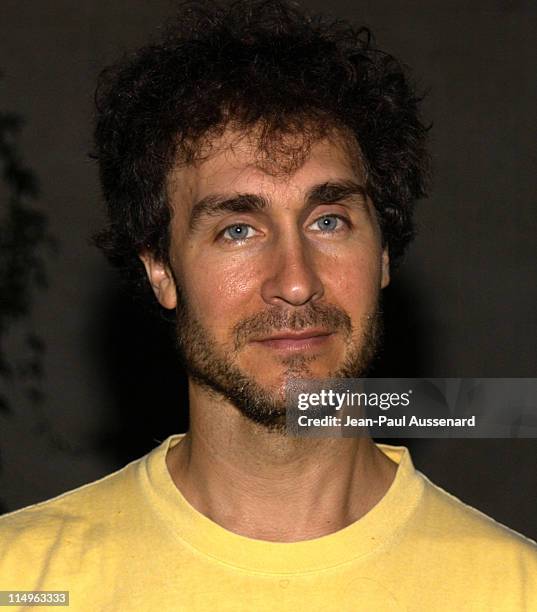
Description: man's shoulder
xmin=0 ymin=454 xmax=141 ymax=545
xmin=0 ymin=453 xmax=149 ymax=588
xmin=415 ymin=468 xmax=537 ymax=561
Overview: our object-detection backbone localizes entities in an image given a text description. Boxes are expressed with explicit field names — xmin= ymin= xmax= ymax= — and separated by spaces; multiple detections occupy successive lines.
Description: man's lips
xmin=250 ymin=330 xmax=334 ymax=351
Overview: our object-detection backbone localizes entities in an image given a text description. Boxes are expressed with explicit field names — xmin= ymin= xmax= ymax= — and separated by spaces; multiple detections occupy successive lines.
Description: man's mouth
xmin=251 ymin=330 xmax=334 ymax=352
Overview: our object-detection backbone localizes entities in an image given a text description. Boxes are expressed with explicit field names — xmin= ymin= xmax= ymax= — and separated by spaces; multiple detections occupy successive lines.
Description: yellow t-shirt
xmin=1 ymin=435 xmax=536 ymax=611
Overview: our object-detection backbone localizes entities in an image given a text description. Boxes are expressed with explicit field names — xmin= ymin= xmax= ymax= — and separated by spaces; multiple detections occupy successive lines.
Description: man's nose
xmin=260 ymin=234 xmax=324 ymax=307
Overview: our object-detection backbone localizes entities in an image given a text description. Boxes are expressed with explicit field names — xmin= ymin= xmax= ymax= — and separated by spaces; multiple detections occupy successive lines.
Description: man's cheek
xmin=203 ymin=266 xmax=262 ymax=308
xmin=328 ymin=270 xmax=378 ymax=309
xmin=182 ymin=273 xmax=251 ymax=334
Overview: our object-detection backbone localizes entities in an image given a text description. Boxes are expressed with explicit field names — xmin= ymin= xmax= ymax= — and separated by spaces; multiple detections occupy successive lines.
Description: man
xmin=1 ymin=1 xmax=536 ymax=610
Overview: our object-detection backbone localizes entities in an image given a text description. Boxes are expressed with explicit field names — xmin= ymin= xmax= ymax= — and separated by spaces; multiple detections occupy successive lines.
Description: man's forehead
xmin=167 ymin=126 xmax=365 ymax=211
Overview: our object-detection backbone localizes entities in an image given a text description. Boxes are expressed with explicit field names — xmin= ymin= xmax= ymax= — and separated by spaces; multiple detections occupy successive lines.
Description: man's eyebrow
xmin=188 ymin=180 xmax=369 ymax=231
xmin=188 ymin=194 xmax=269 ymax=230
xmin=305 ymin=180 xmax=369 ymax=209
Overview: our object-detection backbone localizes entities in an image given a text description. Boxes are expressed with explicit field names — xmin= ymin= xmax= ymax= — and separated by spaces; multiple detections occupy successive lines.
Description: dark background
xmin=1 ymin=1 xmax=536 ymax=540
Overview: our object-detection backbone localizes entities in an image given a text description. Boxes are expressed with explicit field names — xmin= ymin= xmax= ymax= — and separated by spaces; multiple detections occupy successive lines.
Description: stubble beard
xmin=174 ymin=284 xmax=383 ymax=432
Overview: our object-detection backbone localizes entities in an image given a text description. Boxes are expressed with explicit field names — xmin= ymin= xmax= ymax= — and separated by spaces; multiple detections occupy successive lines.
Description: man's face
xmin=142 ymin=129 xmax=390 ymax=429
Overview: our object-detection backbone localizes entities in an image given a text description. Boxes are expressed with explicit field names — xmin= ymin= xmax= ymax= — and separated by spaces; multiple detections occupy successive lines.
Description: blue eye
xmin=223 ymin=223 xmax=253 ymax=241
xmin=314 ymin=215 xmax=344 ymax=232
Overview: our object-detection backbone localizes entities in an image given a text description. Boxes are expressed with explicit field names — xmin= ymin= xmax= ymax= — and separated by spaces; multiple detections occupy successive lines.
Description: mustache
xmin=232 ymin=302 xmax=353 ymax=351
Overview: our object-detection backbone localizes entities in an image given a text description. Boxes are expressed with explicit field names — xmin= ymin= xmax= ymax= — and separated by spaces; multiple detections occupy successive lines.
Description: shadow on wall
xmin=371 ymin=274 xmax=431 ymax=378
xmin=89 ymin=271 xmax=429 ymax=466
xmin=89 ymin=279 xmax=189 ymax=469
xmin=0 ymin=94 xmax=56 ymax=513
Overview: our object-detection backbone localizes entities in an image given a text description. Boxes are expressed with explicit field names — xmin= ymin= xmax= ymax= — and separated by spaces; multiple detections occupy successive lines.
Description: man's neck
xmin=166 ymin=383 xmax=398 ymax=542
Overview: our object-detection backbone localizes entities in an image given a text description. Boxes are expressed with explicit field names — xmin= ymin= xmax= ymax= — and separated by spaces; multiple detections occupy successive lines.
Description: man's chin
xmin=244 ymin=364 xmax=365 ymax=399
xmin=237 ymin=353 xmax=337 ymax=384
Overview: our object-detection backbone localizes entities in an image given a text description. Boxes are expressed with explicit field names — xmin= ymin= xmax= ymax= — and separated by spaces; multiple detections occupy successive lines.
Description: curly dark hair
xmin=93 ymin=0 xmax=429 ymax=299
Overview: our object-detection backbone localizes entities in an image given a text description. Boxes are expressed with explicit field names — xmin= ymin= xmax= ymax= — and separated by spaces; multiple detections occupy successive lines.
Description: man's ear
xmin=381 ymin=247 xmax=390 ymax=289
xmin=139 ymin=251 xmax=177 ymax=309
